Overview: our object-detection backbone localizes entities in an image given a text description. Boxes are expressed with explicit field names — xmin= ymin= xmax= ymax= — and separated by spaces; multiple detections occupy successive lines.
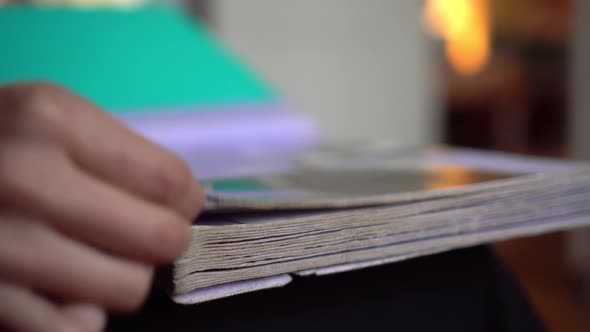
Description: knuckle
xmin=16 ymin=82 xmax=64 ymax=99
xmin=0 ymin=82 xmax=68 ymax=138
xmin=4 ymin=82 xmax=57 ymax=112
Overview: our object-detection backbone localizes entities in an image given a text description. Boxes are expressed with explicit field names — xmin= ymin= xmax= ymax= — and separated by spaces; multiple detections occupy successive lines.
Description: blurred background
xmin=206 ymin=4 xmax=590 ymax=330
xmin=1 ymin=0 xmax=589 ymax=330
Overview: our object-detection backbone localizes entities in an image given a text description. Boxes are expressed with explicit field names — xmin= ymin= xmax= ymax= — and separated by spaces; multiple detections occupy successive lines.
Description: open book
xmin=161 ymin=143 xmax=590 ymax=304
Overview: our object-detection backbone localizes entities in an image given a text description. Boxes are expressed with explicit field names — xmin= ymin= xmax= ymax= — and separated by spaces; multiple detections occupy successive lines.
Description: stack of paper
xmin=161 ymin=144 xmax=590 ymax=304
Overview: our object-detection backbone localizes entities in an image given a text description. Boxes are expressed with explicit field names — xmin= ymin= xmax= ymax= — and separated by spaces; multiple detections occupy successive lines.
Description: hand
xmin=0 ymin=83 xmax=204 ymax=332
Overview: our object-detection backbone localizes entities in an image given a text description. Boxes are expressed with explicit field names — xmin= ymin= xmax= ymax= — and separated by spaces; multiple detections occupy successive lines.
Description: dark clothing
xmin=107 ymin=246 xmax=545 ymax=332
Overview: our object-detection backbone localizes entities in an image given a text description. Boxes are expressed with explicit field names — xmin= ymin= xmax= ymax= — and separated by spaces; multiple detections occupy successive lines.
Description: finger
xmin=61 ymin=303 xmax=106 ymax=332
xmin=0 ymin=282 xmax=79 ymax=332
xmin=0 ymin=142 xmax=192 ymax=263
xmin=0 ymin=215 xmax=153 ymax=312
xmin=0 ymin=83 xmax=204 ymax=220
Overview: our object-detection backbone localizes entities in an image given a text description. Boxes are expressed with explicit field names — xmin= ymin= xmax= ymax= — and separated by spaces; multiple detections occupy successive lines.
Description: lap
xmin=107 ymin=246 xmax=545 ymax=332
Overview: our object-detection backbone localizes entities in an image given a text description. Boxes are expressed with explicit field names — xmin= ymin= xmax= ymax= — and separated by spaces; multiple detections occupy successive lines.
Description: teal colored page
xmin=0 ymin=5 xmax=275 ymax=113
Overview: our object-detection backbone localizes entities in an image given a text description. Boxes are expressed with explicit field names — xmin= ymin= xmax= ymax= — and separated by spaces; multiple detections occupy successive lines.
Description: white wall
xmin=566 ymin=0 xmax=590 ymax=296
xmin=211 ymin=0 xmax=438 ymax=145
xmin=571 ymin=0 xmax=590 ymax=158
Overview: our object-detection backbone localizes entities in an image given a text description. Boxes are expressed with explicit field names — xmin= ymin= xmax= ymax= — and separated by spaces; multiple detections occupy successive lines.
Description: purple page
xmin=117 ymin=103 xmax=318 ymax=179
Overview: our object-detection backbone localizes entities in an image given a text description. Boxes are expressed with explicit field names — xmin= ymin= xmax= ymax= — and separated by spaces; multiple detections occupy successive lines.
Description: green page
xmin=0 ymin=5 xmax=275 ymax=113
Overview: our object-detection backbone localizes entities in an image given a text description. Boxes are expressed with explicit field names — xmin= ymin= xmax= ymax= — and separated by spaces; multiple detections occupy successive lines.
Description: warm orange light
xmin=424 ymin=0 xmax=491 ymax=76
